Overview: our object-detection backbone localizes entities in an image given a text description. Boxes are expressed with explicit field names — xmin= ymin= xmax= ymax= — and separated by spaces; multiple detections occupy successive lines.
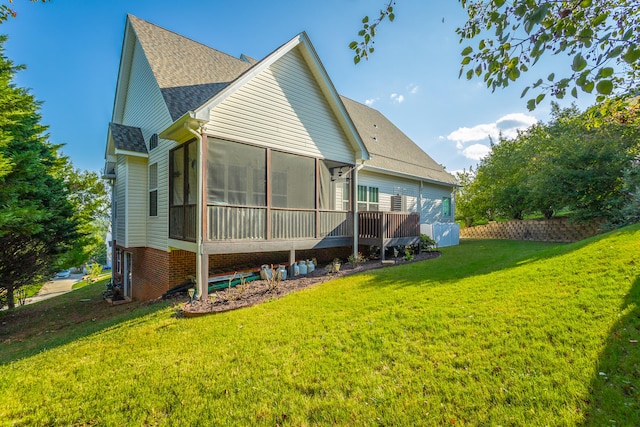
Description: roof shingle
xmin=128 ymin=15 xmax=252 ymax=120
xmin=341 ymin=96 xmax=457 ymax=185
xmin=110 ymin=122 xmax=147 ymax=153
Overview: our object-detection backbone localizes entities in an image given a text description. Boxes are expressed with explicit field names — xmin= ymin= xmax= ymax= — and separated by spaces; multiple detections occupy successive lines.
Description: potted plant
xmin=329 ymin=258 xmax=341 ymax=273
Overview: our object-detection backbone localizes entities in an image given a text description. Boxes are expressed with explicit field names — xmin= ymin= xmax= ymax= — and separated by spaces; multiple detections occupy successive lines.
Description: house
xmin=104 ymin=15 xmax=459 ymax=301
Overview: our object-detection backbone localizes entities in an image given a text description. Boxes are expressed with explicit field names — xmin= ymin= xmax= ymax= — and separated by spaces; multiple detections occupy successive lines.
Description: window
xmin=357 ymin=185 xmax=379 ymax=211
xmin=443 ymin=197 xmax=452 ymax=217
xmin=342 ymin=182 xmax=350 ymax=211
xmin=207 ymin=138 xmax=266 ymax=206
xmin=115 ymin=248 xmax=122 ymax=274
xmin=149 ymin=163 xmax=158 ymax=217
xmin=149 ymin=133 xmax=158 ymax=150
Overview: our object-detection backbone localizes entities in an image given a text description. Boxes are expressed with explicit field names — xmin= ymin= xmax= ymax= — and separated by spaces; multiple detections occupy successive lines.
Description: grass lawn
xmin=1 ymin=225 xmax=638 ymax=426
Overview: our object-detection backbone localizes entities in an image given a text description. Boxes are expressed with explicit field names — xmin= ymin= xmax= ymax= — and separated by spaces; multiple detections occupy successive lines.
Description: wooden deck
xmin=358 ymin=211 xmax=421 ymax=255
xmin=171 ymin=206 xmax=420 ymax=255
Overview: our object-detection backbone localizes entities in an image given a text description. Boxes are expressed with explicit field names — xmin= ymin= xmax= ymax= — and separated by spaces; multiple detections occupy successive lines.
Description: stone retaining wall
xmin=460 ymin=217 xmax=603 ymax=243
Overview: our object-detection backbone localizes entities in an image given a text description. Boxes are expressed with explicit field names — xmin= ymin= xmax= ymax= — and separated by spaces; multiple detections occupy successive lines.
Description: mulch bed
xmin=180 ymin=251 xmax=441 ymax=316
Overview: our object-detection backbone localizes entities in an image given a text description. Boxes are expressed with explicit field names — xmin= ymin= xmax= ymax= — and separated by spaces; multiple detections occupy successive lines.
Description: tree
xmin=0 ymin=0 xmax=48 ymax=24
xmin=456 ymin=98 xmax=640 ymax=224
xmin=55 ymin=168 xmax=109 ymax=269
xmin=472 ymin=135 xmax=532 ymax=219
xmin=351 ymin=1 xmax=640 ymax=109
xmin=454 ymin=168 xmax=478 ymax=226
xmin=0 ymin=36 xmax=79 ymax=309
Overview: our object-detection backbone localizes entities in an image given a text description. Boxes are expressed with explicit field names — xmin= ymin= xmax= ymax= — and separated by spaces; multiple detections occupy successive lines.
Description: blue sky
xmin=3 ymin=0 xmax=596 ymax=174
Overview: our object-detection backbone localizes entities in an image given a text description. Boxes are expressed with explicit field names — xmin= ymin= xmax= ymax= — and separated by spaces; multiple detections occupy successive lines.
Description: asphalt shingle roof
xmin=110 ymin=122 xmax=147 ymax=153
xmin=125 ymin=16 xmax=456 ymax=185
xmin=341 ymin=96 xmax=457 ymax=185
xmin=128 ymin=15 xmax=253 ymax=121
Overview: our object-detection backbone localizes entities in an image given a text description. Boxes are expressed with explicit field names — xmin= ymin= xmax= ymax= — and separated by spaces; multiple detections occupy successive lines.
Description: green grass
xmin=71 ymin=272 xmax=112 ymax=290
xmin=1 ymin=225 xmax=639 ymax=426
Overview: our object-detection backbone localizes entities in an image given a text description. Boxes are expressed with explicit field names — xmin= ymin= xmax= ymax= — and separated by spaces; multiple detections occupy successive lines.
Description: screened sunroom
xmin=169 ymin=137 xmax=355 ymax=250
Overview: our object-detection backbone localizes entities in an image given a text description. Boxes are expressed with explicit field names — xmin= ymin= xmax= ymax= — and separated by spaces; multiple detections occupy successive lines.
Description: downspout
xmin=109 ymin=179 xmax=116 ymax=283
xmin=185 ymin=123 xmax=207 ymax=301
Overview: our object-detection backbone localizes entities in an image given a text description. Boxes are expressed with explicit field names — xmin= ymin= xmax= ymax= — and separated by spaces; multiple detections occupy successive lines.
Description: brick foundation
xmin=114 ymin=244 xmax=352 ymax=301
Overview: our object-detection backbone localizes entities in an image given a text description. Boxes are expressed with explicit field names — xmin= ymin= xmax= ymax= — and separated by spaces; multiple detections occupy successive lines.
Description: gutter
xmin=362 ymin=164 xmax=460 ymax=188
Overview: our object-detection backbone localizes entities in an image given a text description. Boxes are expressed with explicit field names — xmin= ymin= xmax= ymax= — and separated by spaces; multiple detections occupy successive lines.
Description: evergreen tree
xmin=0 ymin=35 xmax=79 ymax=309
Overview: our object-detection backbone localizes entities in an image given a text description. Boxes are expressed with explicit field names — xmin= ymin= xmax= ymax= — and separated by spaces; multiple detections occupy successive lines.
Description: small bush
xmin=420 ymin=234 xmax=437 ymax=251
xmin=348 ymin=252 xmax=367 ymax=268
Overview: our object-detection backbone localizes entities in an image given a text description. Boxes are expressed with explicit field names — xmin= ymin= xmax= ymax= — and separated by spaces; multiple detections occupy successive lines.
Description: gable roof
xmin=341 ymin=96 xmax=457 ymax=186
xmin=128 ymin=15 xmax=253 ymax=121
xmin=190 ymin=31 xmax=369 ymax=161
xmin=114 ymin=16 xmax=454 ymax=185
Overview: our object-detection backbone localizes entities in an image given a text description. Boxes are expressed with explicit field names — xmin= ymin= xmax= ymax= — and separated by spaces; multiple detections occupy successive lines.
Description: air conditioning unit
xmin=391 ymin=194 xmax=407 ymax=212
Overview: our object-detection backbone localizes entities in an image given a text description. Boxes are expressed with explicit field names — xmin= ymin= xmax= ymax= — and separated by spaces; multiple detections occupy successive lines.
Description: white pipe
xmin=185 ymin=123 xmax=207 ymax=301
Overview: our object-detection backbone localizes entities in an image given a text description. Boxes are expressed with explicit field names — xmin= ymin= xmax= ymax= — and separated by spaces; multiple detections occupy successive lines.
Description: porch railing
xmin=320 ymin=211 xmax=353 ymax=237
xmin=208 ymin=206 xmax=266 ymax=240
xmin=358 ymin=211 xmax=420 ymax=240
xmin=174 ymin=206 xmax=418 ymax=243
xmin=206 ymin=206 xmax=352 ymax=241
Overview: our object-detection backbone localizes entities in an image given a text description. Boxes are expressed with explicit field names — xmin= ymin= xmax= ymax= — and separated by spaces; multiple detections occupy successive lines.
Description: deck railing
xmin=206 ymin=206 xmax=353 ymax=241
xmin=358 ymin=211 xmax=420 ymax=240
xmin=172 ymin=206 xmax=418 ymax=243
xmin=208 ymin=206 xmax=266 ymax=240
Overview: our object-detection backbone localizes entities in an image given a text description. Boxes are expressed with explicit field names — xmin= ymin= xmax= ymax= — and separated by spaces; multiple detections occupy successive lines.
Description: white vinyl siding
xmin=118 ymin=37 xmax=175 ymax=252
xmin=359 ymin=169 xmax=456 ymax=224
xmin=115 ymin=156 xmax=127 ymax=245
xmin=357 ymin=170 xmax=419 ymax=213
xmin=121 ymin=39 xmax=172 ymax=138
xmin=126 ymin=156 xmax=148 ymax=247
xmin=205 ymin=48 xmax=354 ymax=164
xmin=114 ymin=155 xmax=148 ymax=248
xmin=420 ymin=186 xmax=456 ymax=224
xmin=146 ymin=139 xmax=176 ymax=250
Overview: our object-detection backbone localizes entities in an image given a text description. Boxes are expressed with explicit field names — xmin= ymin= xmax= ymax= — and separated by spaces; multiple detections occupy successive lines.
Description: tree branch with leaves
xmin=352 ymin=1 xmax=640 ymax=109
xmin=0 ymin=0 xmax=49 ymax=24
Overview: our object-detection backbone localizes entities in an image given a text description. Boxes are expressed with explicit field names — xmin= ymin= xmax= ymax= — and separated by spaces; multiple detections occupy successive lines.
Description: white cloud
xmin=495 ymin=113 xmax=537 ymax=139
xmin=447 ymin=123 xmax=497 ymax=144
xmin=407 ymin=83 xmax=419 ymax=94
xmin=446 ymin=112 xmax=537 ymax=144
xmin=365 ymin=98 xmax=378 ymax=106
xmin=390 ymin=93 xmax=405 ymax=103
xmin=445 ymin=112 xmax=537 ymax=162
xmin=462 ymin=144 xmax=492 ymax=161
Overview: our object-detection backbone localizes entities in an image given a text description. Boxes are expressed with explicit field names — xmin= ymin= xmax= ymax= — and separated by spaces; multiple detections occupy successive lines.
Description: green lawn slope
xmin=1 ymin=224 xmax=638 ymax=426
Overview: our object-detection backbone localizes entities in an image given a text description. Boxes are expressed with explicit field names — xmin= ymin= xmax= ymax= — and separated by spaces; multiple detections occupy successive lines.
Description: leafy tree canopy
xmin=352 ymin=1 xmax=640 ymax=109
xmin=455 ymin=96 xmax=640 ymax=225
xmin=0 ymin=35 xmax=105 ymax=309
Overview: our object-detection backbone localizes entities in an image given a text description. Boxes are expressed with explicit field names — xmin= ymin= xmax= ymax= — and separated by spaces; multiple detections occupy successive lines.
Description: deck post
xmin=352 ymin=165 xmax=361 ymax=261
xmin=289 ymin=249 xmax=296 ymax=277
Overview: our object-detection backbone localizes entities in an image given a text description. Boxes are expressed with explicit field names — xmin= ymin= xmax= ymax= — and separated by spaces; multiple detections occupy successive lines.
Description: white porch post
xmin=197 ymin=130 xmax=208 ymax=301
xmin=352 ymin=164 xmax=360 ymax=260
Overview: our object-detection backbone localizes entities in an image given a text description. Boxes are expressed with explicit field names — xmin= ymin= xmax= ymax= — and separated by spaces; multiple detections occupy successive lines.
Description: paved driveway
xmin=26 ymin=273 xmax=86 ymax=305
